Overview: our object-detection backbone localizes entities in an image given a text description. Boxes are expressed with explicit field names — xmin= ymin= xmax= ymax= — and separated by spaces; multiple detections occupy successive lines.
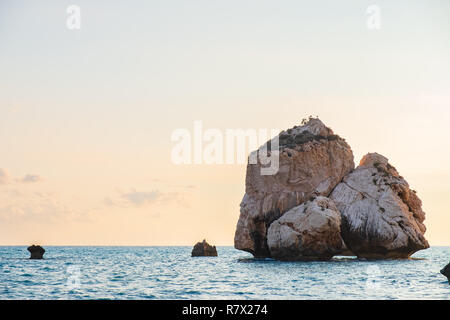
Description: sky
xmin=0 ymin=0 xmax=449 ymax=245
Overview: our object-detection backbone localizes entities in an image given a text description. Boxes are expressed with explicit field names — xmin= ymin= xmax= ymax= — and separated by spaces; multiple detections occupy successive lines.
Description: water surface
xmin=0 ymin=246 xmax=448 ymax=299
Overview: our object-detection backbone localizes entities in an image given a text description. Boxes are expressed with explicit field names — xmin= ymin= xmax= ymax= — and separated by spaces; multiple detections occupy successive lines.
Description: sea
xmin=0 ymin=246 xmax=448 ymax=300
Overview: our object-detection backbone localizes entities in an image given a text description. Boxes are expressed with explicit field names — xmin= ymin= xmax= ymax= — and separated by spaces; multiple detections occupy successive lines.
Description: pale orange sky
xmin=0 ymin=1 xmax=449 ymax=245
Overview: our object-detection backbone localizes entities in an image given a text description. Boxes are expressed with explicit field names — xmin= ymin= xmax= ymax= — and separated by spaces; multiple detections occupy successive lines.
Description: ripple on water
xmin=0 ymin=246 xmax=448 ymax=299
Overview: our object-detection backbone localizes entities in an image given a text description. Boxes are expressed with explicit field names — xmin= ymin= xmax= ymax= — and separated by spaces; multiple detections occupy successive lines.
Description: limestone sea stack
xmin=440 ymin=262 xmax=450 ymax=283
xmin=27 ymin=245 xmax=45 ymax=259
xmin=191 ymin=239 xmax=218 ymax=257
xmin=234 ymin=117 xmax=429 ymax=260
xmin=330 ymin=153 xmax=429 ymax=259
xmin=235 ymin=118 xmax=354 ymax=258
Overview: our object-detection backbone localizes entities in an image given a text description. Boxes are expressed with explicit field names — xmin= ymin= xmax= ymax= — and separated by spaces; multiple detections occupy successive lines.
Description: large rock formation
xmin=235 ymin=118 xmax=354 ymax=257
xmin=27 ymin=245 xmax=45 ymax=259
xmin=191 ymin=239 xmax=218 ymax=257
xmin=330 ymin=153 xmax=429 ymax=259
xmin=267 ymin=196 xmax=344 ymax=260
xmin=441 ymin=262 xmax=450 ymax=283
xmin=234 ymin=117 xmax=429 ymax=260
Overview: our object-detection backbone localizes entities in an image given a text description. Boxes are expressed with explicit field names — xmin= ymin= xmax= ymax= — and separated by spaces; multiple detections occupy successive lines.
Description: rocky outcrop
xmin=191 ymin=239 xmax=218 ymax=257
xmin=441 ymin=262 xmax=450 ymax=283
xmin=330 ymin=153 xmax=429 ymax=259
xmin=27 ymin=245 xmax=45 ymax=259
xmin=234 ymin=117 xmax=430 ymax=261
xmin=235 ymin=118 xmax=354 ymax=257
xmin=267 ymin=196 xmax=344 ymax=260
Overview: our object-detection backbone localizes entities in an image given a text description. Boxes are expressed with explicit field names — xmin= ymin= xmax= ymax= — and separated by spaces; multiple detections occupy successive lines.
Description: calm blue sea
xmin=0 ymin=246 xmax=448 ymax=300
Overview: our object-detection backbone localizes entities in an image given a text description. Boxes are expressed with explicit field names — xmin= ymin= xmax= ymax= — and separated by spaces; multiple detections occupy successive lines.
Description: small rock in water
xmin=441 ymin=262 xmax=450 ymax=283
xmin=27 ymin=245 xmax=45 ymax=259
xmin=191 ymin=239 xmax=218 ymax=257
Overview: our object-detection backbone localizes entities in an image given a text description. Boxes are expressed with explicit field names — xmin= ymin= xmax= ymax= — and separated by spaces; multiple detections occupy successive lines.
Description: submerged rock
xmin=27 ymin=245 xmax=45 ymax=259
xmin=330 ymin=153 xmax=429 ymax=259
xmin=234 ymin=118 xmax=354 ymax=258
xmin=191 ymin=239 xmax=218 ymax=257
xmin=267 ymin=196 xmax=344 ymax=260
xmin=441 ymin=262 xmax=450 ymax=283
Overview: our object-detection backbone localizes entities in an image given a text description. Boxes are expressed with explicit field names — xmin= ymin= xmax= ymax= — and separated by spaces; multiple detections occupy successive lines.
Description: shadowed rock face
xmin=27 ymin=245 xmax=45 ymax=259
xmin=234 ymin=118 xmax=354 ymax=258
xmin=330 ymin=153 xmax=429 ymax=259
xmin=267 ymin=196 xmax=344 ymax=261
xmin=191 ymin=240 xmax=218 ymax=257
xmin=441 ymin=262 xmax=450 ymax=283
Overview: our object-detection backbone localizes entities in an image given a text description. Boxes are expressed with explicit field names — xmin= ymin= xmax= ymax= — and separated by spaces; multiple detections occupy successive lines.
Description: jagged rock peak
xmin=276 ymin=117 xmax=341 ymax=150
xmin=359 ymin=152 xmax=389 ymax=168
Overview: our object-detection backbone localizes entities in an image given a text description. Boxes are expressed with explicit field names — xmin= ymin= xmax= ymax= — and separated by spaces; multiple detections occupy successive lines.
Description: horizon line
xmin=2 ymin=244 xmax=450 ymax=247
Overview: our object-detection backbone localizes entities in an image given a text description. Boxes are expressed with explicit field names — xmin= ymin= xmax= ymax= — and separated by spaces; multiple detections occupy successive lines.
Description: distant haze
xmin=0 ymin=0 xmax=449 ymax=245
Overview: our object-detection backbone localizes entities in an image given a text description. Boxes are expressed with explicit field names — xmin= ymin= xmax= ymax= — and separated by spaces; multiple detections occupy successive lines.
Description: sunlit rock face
xmin=330 ymin=153 xmax=429 ymax=259
xmin=234 ymin=118 xmax=355 ymax=257
xmin=267 ymin=196 xmax=344 ymax=261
